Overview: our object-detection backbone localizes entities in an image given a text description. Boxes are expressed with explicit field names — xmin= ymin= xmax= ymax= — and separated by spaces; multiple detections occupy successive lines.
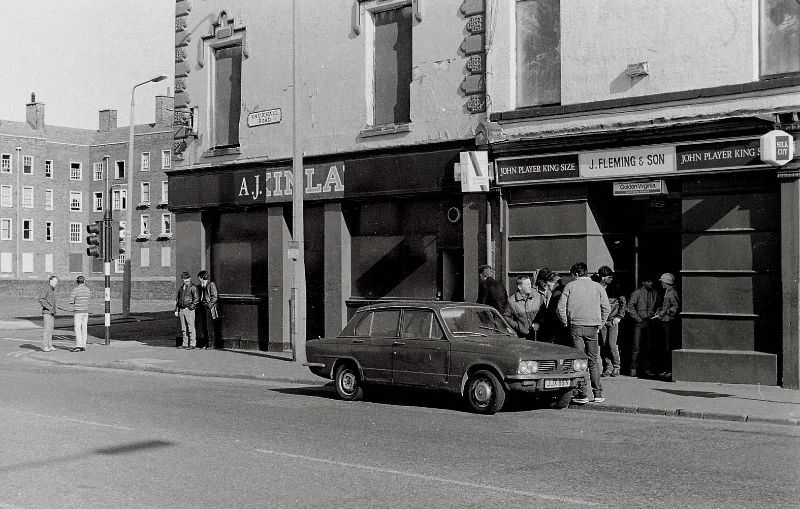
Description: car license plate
xmin=544 ymin=379 xmax=571 ymax=389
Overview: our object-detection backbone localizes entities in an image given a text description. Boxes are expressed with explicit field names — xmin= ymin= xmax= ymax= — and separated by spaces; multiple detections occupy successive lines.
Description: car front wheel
xmin=465 ymin=370 xmax=506 ymax=414
xmin=334 ymin=363 xmax=364 ymax=401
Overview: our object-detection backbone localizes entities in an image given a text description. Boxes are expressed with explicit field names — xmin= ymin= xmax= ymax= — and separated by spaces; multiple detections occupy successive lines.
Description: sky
xmin=0 ymin=0 xmax=175 ymax=130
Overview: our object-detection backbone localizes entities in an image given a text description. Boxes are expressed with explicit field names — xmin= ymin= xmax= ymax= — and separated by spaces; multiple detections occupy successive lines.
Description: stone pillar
xmin=175 ymin=212 xmax=203 ymax=280
xmin=779 ymin=166 xmax=800 ymax=389
xmin=267 ymin=206 xmax=292 ymax=352
xmin=323 ymin=202 xmax=350 ymax=336
xmin=462 ymin=194 xmax=487 ymax=301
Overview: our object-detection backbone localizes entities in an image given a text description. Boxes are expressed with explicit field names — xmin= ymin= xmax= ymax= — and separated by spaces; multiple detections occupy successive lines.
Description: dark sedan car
xmin=306 ymin=301 xmax=588 ymax=414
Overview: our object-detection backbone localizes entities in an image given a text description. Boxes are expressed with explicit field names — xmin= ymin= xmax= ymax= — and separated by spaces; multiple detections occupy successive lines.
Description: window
xmin=140 ymin=182 xmax=151 ymax=204
xmin=45 ymin=189 xmax=53 ymax=211
xmin=372 ymin=4 xmax=412 ymax=126
xmin=69 ymin=253 xmax=83 ymax=273
xmin=401 ymin=310 xmax=443 ymax=339
xmin=1 ymin=218 xmax=11 ymax=240
xmin=761 ymin=0 xmax=800 ymax=77
xmin=213 ymin=44 xmax=242 ymax=148
xmin=22 ymin=253 xmax=33 ymax=273
xmin=140 ymin=247 xmax=150 ymax=267
xmin=45 ymin=253 xmax=53 ymax=273
xmin=371 ymin=310 xmax=401 ymax=337
xmin=93 ymin=192 xmax=103 ymax=212
xmin=70 ymin=191 xmax=82 ymax=211
xmin=161 ymin=181 xmax=169 ymax=203
xmin=141 ymin=152 xmax=150 ymax=172
xmin=45 ymin=221 xmax=52 ymax=242
xmin=70 ymin=162 xmax=82 ymax=180
xmin=69 ymin=222 xmax=82 ymax=243
xmin=161 ymin=150 xmax=171 ymax=169
xmin=1 ymin=185 xmax=11 ymax=207
xmin=161 ymin=246 xmax=171 ymax=267
xmin=1 ymin=154 xmax=11 ymax=173
xmin=44 ymin=160 xmax=53 ymax=178
xmin=23 ymin=155 xmax=33 ymax=174
xmin=93 ymin=162 xmax=104 ymax=181
xmin=22 ymin=187 xmax=33 ymax=208
xmin=516 ymin=0 xmax=561 ymax=107
xmin=140 ymin=214 xmax=150 ymax=236
xmin=0 ymin=252 xmax=11 ymax=273
xmin=115 ymin=160 xmax=125 ymax=180
xmin=22 ymin=220 xmax=32 ymax=240
xmin=161 ymin=213 xmax=171 ymax=236
xmin=113 ymin=189 xmax=127 ymax=210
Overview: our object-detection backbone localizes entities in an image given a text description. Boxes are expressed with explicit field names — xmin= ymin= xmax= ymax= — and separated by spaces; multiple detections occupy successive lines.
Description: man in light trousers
xmin=69 ymin=275 xmax=91 ymax=352
xmin=175 ymin=271 xmax=199 ymax=349
xmin=38 ymin=275 xmax=59 ymax=352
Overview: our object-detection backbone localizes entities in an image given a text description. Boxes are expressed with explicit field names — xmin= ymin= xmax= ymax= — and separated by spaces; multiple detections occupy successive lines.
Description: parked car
xmin=306 ymin=301 xmax=588 ymax=414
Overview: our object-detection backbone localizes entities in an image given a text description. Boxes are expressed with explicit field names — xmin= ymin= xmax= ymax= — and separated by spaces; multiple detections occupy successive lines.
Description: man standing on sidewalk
xmin=175 ymin=271 xmax=199 ymax=349
xmin=626 ymin=276 xmax=657 ymax=377
xmin=69 ymin=276 xmax=91 ymax=352
xmin=196 ymin=270 xmax=219 ymax=349
xmin=38 ymin=276 xmax=59 ymax=352
xmin=557 ymin=262 xmax=610 ymax=404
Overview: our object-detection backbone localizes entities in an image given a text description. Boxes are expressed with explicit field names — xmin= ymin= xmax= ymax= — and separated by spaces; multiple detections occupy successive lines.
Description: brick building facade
xmin=0 ymin=93 xmax=176 ymax=299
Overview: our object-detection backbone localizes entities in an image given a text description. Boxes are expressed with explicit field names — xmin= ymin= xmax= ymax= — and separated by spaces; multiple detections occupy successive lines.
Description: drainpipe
xmin=14 ymin=147 xmax=21 ymax=279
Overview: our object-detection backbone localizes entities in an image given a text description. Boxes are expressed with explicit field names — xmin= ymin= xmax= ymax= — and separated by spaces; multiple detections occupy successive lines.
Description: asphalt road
xmin=1 ymin=343 xmax=798 ymax=508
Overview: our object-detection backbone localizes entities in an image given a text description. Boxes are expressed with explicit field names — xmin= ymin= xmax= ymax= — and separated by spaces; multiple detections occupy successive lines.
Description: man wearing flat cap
xmin=652 ymin=273 xmax=679 ymax=379
xmin=175 ymin=271 xmax=199 ymax=349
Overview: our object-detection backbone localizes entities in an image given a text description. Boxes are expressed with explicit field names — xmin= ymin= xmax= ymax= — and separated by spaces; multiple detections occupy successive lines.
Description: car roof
xmin=353 ymin=301 xmax=494 ymax=312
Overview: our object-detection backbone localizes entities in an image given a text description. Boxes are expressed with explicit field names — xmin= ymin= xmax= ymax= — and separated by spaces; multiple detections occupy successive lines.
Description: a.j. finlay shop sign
xmin=495 ymin=139 xmax=771 ymax=185
xmin=235 ymin=163 xmax=344 ymax=204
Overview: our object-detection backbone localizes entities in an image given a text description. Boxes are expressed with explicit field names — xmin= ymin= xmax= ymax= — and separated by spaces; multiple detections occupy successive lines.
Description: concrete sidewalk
xmin=21 ymin=334 xmax=800 ymax=427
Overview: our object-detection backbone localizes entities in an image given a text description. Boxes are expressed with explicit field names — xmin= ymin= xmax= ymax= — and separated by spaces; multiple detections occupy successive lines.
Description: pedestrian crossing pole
xmin=103 ymin=156 xmax=112 ymax=345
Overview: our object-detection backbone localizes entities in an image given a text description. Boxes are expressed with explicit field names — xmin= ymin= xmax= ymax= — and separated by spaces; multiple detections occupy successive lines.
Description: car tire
xmin=465 ymin=370 xmax=506 ymax=414
xmin=334 ymin=363 xmax=364 ymax=401
xmin=553 ymin=389 xmax=575 ymax=409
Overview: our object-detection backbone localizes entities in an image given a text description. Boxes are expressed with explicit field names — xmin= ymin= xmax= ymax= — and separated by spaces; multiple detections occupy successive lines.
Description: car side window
xmin=354 ymin=312 xmax=373 ymax=337
xmin=370 ymin=310 xmax=400 ymax=337
xmin=401 ymin=309 xmax=442 ymax=339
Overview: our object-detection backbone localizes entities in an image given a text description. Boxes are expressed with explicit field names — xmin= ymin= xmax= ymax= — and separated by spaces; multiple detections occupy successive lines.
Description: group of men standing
xmin=478 ymin=262 xmax=680 ymax=404
xmin=175 ymin=270 xmax=220 ymax=350
xmin=38 ymin=275 xmax=92 ymax=353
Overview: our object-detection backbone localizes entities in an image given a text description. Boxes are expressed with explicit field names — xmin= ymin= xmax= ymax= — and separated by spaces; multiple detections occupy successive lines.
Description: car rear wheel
xmin=465 ymin=370 xmax=506 ymax=414
xmin=553 ymin=388 xmax=575 ymax=409
xmin=334 ymin=363 xmax=363 ymax=401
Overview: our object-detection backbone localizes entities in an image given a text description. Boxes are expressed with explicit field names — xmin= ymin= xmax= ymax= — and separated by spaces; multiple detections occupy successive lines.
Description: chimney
xmin=154 ymin=94 xmax=174 ymax=126
xmin=26 ymin=92 xmax=45 ymax=130
xmin=98 ymin=109 xmax=118 ymax=132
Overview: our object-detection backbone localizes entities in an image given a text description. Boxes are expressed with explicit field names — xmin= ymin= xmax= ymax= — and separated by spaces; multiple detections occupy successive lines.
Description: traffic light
xmin=86 ymin=221 xmax=103 ymax=258
xmin=111 ymin=221 xmax=126 ymax=255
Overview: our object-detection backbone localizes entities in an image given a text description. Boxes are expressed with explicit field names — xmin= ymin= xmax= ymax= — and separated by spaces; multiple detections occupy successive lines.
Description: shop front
xmin=168 ymin=146 xmax=476 ymax=352
xmin=494 ymin=135 xmax=789 ymax=386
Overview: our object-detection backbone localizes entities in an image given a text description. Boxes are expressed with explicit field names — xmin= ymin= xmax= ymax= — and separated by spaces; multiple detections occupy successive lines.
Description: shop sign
xmin=247 ymin=108 xmax=282 ymax=127
xmin=459 ymin=151 xmax=490 ymax=192
xmin=760 ymin=130 xmax=794 ymax=166
xmin=580 ymin=146 xmax=675 ymax=178
xmin=676 ymin=139 xmax=763 ymax=171
xmin=496 ymin=154 xmax=579 ymax=184
xmin=234 ymin=163 xmax=345 ymax=205
xmin=612 ymin=180 xmax=665 ymax=196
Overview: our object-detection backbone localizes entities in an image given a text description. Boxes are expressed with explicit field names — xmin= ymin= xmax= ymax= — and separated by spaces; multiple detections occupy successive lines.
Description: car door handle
xmin=393 ymin=341 xmax=405 ymax=346
xmin=352 ymin=339 xmax=364 ymax=344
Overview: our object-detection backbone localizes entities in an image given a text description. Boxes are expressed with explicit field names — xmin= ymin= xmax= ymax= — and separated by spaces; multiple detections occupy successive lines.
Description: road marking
xmin=3 ymin=337 xmax=29 ymax=342
xmin=5 ymin=351 xmax=29 ymax=358
xmin=254 ymin=448 xmax=604 ymax=506
xmin=0 ymin=405 xmax=135 ymax=431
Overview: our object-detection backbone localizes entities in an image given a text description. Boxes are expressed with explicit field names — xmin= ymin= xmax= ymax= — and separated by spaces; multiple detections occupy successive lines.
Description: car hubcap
xmin=341 ymin=372 xmax=356 ymax=394
xmin=473 ymin=379 xmax=492 ymax=405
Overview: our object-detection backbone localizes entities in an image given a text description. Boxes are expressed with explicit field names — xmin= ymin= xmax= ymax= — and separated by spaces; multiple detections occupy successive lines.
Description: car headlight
xmin=572 ymin=359 xmax=588 ymax=372
xmin=517 ymin=360 xmax=539 ymax=375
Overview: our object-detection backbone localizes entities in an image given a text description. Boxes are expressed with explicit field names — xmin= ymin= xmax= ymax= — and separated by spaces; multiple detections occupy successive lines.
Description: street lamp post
xmin=124 ymin=74 xmax=167 ymax=318
xmin=291 ymin=0 xmax=307 ymax=363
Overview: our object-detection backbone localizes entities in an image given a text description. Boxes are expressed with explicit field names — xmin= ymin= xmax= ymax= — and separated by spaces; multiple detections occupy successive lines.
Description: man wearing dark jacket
xmin=175 ymin=271 xmax=200 ymax=349
xmin=196 ymin=270 xmax=219 ymax=349
xmin=38 ymin=276 xmax=59 ymax=352
xmin=477 ymin=264 xmax=509 ymax=315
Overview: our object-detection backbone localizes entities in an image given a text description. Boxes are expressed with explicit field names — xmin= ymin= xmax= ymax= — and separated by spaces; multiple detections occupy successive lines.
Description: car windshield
xmin=440 ymin=306 xmax=514 ymax=336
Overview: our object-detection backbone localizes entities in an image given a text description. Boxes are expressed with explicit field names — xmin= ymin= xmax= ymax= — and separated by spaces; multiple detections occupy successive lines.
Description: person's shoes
xmin=611 ymin=368 xmax=620 ymax=377
xmin=42 ymin=347 xmax=52 ymax=352
xmin=188 ymin=346 xmax=196 ymax=350
xmin=601 ymin=370 xmax=611 ymax=377
xmin=71 ymin=347 xmax=85 ymax=352
xmin=592 ymin=396 xmax=606 ymax=403
xmin=660 ymin=371 xmax=672 ymax=379
xmin=643 ymin=370 xmax=654 ymax=378
xmin=571 ymin=396 xmax=590 ymax=404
